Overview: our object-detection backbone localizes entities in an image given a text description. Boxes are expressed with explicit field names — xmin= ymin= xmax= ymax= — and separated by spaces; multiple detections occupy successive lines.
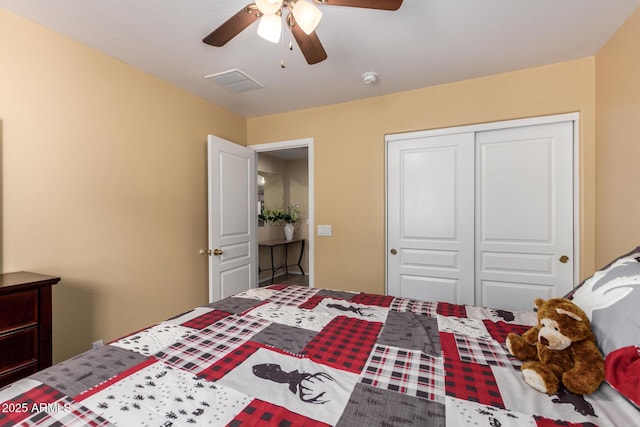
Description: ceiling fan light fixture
xmin=255 ymin=0 xmax=283 ymax=15
xmin=257 ymin=14 xmax=282 ymax=43
xmin=291 ymin=0 xmax=322 ymax=34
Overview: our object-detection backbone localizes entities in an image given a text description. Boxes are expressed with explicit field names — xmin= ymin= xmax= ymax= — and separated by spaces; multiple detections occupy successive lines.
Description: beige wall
xmin=248 ymin=58 xmax=597 ymax=295
xmin=0 ymin=10 xmax=246 ymax=361
xmin=595 ymin=8 xmax=640 ymax=266
xmin=287 ymin=158 xmax=310 ymax=274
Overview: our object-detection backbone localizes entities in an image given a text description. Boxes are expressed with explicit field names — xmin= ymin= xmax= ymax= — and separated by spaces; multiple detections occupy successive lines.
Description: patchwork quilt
xmin=0 ymin=285 xmax=637 ymax=426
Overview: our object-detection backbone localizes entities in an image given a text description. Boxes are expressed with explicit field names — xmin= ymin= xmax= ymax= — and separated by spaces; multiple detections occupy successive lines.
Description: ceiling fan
xmin=203 ymin=0 xmax=403 ymax=65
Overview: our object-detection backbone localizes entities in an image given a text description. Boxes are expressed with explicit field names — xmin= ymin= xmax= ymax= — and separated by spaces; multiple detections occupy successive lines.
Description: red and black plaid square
xmin=482 ymin=320 xmax=531 ymax=344
xmin=298 ymin=294 xmax=325 ymax=310
xmin=443 ymin=357 xmax=505 ymax=409
xmin=228 ymin=399 xmax=330 ymax=427
xmin=197 ymin=340 xmax=263 ymax=381
xmin=266 ymin=284 xmax=289 ymax=291
xmin=0 ymin=383 xmax=65 ymax=426
xmin=21 ymin=398 xmax=110 ymax=427
xmin=437 ymin=302 xmax=468 ymax=318
xmin=181 ymin=309 xmax=232 ymax=330
xmin=303 ymin=316 xmax=382 ymax=373
xmin=533 ymin=415 xmax=598 ymax=427
xmin=351 ymin=293 xmax=394 ymax=307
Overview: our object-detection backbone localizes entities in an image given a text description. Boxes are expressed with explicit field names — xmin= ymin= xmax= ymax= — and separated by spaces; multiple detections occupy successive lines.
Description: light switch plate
xmin=317 ymin=225 xmax=332 ymax=236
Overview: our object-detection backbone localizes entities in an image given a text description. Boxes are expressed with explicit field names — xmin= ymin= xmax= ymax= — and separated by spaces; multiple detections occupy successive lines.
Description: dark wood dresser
xmin=0 ymin=272 xmax=60 ymax=387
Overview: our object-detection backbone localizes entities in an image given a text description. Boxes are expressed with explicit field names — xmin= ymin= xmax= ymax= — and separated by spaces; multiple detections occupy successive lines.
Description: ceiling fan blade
xmin=289 ymin=15 xmax=328 ymax=65
xmin=203 ymin=4 xmax=260 ymax=47
xmin=316 ymin=0 xmax=402 ymax=11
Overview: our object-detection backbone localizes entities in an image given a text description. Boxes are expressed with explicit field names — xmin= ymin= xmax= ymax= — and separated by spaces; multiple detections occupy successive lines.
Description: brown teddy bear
xmin=506 ymin=298 xmax=604 ymax=395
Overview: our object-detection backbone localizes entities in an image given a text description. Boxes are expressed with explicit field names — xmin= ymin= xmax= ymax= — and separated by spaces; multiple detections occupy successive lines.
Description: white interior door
xmin=208 ymin=135 xmax=257 ymax=303
xmin=475 ymin=122 xmax=574 ymax=309
xmin=387 ymin=132 xmax=475 ymax=304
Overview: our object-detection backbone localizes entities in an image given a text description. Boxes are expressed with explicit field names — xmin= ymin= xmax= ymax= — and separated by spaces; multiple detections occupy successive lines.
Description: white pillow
xmin=567 ymin=246 xmax=640 ymax=357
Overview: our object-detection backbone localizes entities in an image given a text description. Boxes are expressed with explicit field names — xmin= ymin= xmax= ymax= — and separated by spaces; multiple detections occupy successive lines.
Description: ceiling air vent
xmin=204 ymin=69 xmax=263 ymax=93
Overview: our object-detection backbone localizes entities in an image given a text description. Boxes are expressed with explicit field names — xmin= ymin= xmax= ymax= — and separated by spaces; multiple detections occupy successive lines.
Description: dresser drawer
xmin=0 ymin=327 xmax=38 ymax=374
xmin=0 ymin=290 xmax=38 ymax=334
xmin=0 ymin=272 xmax=60 ymax=387
xmin=0 ymin=363 xmax=39 ymax=387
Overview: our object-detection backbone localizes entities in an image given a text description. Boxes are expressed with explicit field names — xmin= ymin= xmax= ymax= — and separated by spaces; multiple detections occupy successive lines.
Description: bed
xmin=1 ymin=249 xmax=639 ymax=426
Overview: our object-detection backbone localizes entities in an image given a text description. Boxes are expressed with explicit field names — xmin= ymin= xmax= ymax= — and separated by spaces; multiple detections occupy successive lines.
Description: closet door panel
xmin=475 ymin=122 xmax=574 ymax=309
xmin=482 ymin=281 xmax=555 ymax=311
xmin=398 ymin=275 xmax=458 ymax=302
xmin=387 ymin=133 xmax=475 ymax=304
xmin=479 ymin=137 xmax=553 ymax=242
xmin=402 ymin=148 xmax=457 ymax=239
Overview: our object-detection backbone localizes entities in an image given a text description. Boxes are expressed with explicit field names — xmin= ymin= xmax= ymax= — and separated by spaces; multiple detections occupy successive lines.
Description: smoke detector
xmin=361 ymin=71 xmax=379 ymax=85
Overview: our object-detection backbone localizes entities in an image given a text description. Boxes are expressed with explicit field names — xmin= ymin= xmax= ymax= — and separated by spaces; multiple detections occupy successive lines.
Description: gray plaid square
xmin=378 ymin=311 xmax=441 ymax=355
xmin=390 ymin=297 xmax=438 ymax=317
xmin=155 ymin=315 xmax=270 ymax=372
xmin=337 ymin=383 xmax=445 ymax=427
xmin=250 ymin=322 xmax=317 ymax=355
xmin=455 ymin=334 xmax=513 ymax=367
xmin=360 ymin=344 xmax=445 ymax=403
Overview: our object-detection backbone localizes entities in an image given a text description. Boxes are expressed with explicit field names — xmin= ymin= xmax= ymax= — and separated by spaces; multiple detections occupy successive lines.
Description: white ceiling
xmin=1 ymin=1 xmax=639 ymax=118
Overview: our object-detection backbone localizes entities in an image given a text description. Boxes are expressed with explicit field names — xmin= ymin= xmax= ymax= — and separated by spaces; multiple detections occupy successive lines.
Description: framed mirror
xmin=258 ymin=171 xmax=284 ymax=226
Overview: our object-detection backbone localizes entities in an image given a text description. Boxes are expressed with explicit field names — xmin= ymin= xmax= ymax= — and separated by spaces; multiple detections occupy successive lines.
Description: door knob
xmin=559 ymin=255 xmax=570 ymax=263
xmin=390 ymin=248 xmax=398 ymax=255
xmin=213 ymin=249 xmax=224 ymax=256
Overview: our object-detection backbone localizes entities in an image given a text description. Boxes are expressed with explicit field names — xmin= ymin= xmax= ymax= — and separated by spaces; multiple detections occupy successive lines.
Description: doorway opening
xmin=251 ymin=138 xmax=314 ymax=288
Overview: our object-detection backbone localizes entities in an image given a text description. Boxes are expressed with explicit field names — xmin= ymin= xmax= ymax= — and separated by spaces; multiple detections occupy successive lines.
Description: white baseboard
xmin=258 ymin=270 xmax=304 ymax=284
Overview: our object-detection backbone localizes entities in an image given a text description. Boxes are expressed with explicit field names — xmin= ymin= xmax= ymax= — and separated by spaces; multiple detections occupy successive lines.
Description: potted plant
xmin=259 ymin=206 xmax=282 ymax=225
xmin=282 ymin=203 xmax=299 ymax=241
xmin=259 ymin=204 xmax=299 ymax=240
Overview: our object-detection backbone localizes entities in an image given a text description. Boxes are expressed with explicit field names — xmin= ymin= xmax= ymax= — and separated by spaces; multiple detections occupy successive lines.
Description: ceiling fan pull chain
xmin=280 ymin=18 xmax=286 ymax=68
xmin=286 ymin=14 xmax=293 ymax=52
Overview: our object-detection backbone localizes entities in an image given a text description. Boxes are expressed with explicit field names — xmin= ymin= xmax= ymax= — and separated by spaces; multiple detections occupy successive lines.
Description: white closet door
xmin=387 ymin=132 xmax=475 ymax=304
xmin=475 ymin=122 xmax=574 ymax=310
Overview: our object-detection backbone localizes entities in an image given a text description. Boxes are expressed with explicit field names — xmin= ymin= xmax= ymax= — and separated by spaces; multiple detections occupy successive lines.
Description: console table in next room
xmin=259 ymin=238 xmax=305 ymax=285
